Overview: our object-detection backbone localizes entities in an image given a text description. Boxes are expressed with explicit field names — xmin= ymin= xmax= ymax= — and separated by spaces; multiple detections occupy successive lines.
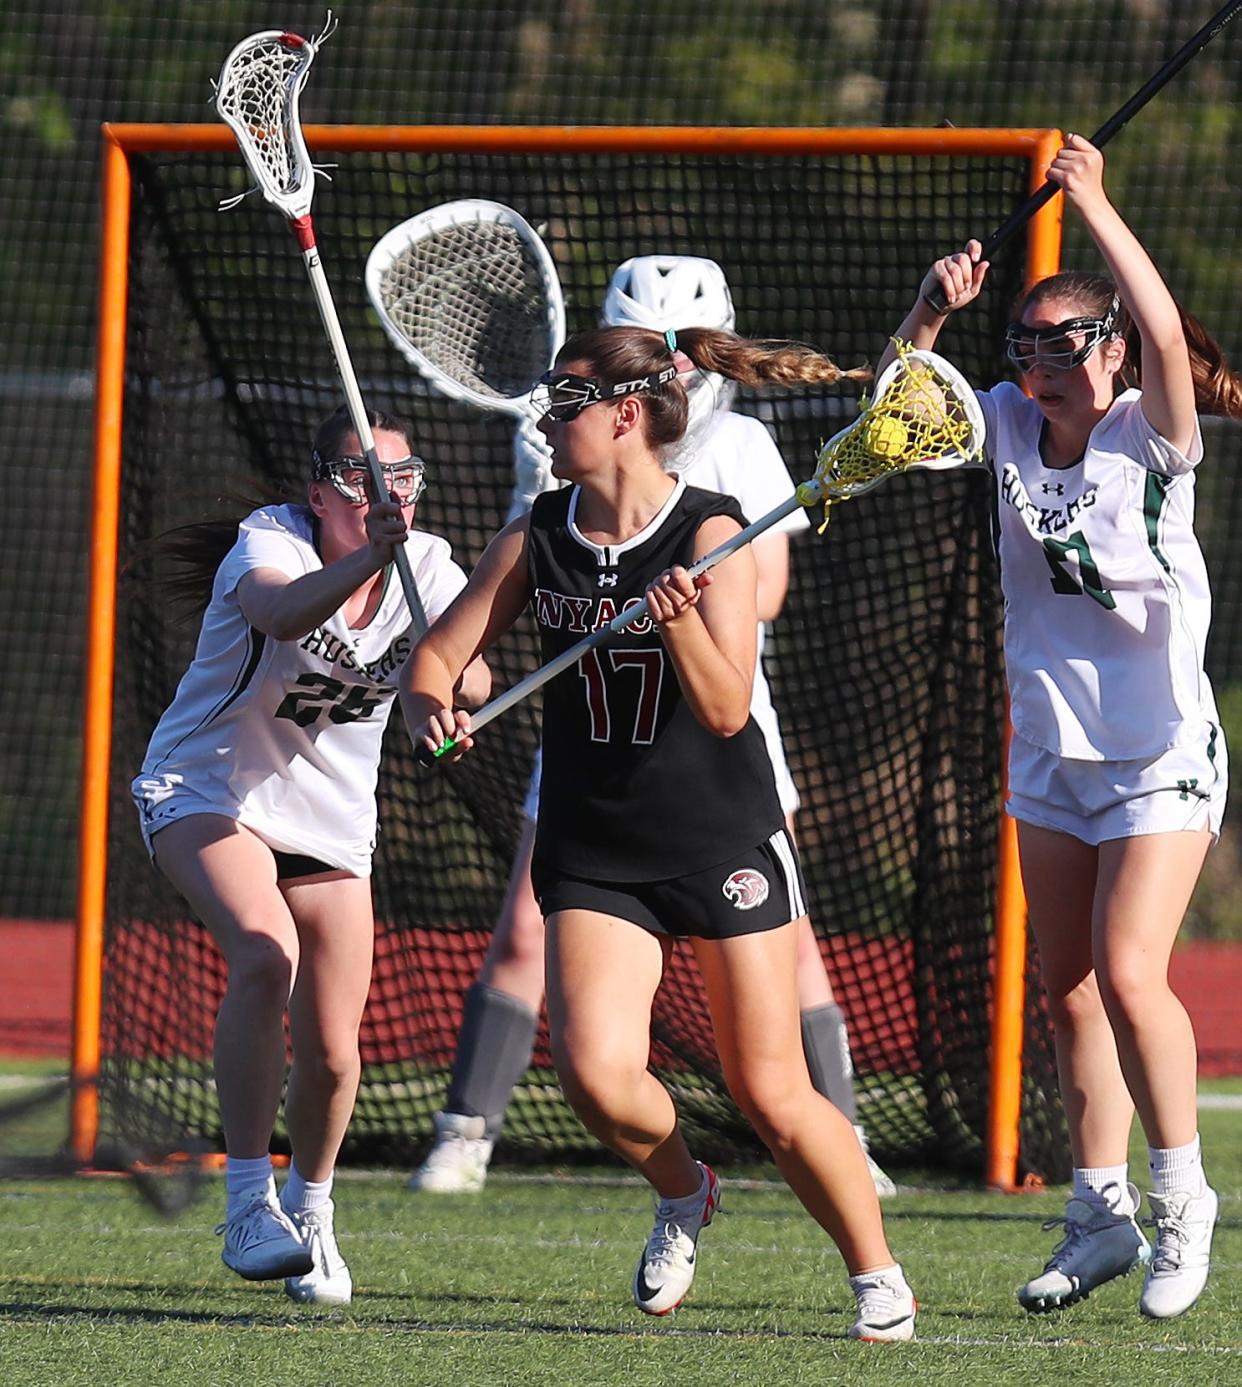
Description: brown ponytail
xmin=556 ymin=325 xmax=869 ymax=449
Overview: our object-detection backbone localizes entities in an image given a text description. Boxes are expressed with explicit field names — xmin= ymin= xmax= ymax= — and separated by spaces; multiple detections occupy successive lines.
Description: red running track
xmin=1 ymin=919 xmax=1239 ymax=1075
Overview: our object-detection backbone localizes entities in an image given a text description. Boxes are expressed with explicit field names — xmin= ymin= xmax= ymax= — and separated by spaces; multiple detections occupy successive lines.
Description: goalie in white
xmin=410 ymin=254 xmax=896 ymax=1199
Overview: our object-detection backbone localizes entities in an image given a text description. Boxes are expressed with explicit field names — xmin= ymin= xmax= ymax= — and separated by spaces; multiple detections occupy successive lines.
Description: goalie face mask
xmin=1005 ymin=296 xmax=1121 ymax=373
xmin=532 ymin=365 xmax=678 ymax=423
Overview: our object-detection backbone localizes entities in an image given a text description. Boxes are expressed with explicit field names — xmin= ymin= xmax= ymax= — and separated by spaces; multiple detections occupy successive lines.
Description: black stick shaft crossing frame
xmin=924 ymin=0 xmax=1242 ymax=312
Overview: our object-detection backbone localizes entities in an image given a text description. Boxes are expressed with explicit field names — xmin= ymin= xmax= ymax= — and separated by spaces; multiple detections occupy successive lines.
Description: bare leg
xmin=479 ymin=818 xmax=546 ymax=1010
xmin=1093 ymin=829 xmax=1211 ymax=1149
xmin=1018 ymin=821 xmax=1134 ymax=1168
xmin=153 ymin=816 xmax=298 ymax=1159
xmin=283 ymin=872 xmax=375 ymax=1181
xmin=545 ymin=911 xmax=700 ymax=1199
xmin=692 ymin=923 xmax=893 ymax=1274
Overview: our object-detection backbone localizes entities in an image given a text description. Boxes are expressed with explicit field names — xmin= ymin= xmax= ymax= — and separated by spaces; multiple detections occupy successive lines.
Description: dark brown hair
xmin=557 ymin=326 xmax=871 ymax=448
xmin=1017 ymin=272 xmax=1242 ymax=419
xmin=139 ymin=405 xmax=419 ymax=618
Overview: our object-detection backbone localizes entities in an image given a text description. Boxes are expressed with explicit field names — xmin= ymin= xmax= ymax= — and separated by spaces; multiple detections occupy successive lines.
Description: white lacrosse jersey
xmin=979 ymin=382 xmax=1216 ymax=761
xmin=133 ymin=504 xmax=468 ymax=875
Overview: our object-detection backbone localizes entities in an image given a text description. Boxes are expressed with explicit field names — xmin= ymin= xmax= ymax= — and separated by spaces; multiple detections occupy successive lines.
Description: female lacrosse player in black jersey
xmin=402 ymin=326 xmax=917 ymax=1343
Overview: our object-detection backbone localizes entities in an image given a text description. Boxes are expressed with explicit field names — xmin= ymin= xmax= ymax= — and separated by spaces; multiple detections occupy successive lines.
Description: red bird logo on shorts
xmin=721 ymin=869 xmax=770 ymax=910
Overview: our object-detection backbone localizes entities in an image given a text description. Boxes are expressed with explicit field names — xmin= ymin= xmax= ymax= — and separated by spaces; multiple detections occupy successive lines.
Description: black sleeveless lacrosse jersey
xmin=527 ymin=478 xmax=784 ymax=883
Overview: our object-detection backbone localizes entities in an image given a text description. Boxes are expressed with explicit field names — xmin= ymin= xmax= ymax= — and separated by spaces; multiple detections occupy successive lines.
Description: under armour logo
xmin=597 ymin=572 xmax=618 ymax=588
xmin=1177 ymin=778 xmax=1200 ymax=801
xmin=1041 ymin=482 xmax=1065 ymax=496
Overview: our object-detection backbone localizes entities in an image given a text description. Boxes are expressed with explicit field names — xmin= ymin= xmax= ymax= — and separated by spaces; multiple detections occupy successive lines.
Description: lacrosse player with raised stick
xmin=886 ymin=132 xmax=1242 ymax=1320
xmin=132 ymin=407 xmax=490 ymax=1304
xmin=405 ymin=255 xmax=895 ymax=1201
xmin=400 ymin=322 xmax=919 ymax=1342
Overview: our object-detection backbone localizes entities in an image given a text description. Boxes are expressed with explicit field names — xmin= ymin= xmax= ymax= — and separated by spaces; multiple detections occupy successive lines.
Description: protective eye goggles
xmin=311 ymin=453 xmax=427 ymax=507
xmin=1004 ymin=298 xmax=1121 ymax=373
xmin=531 ymin=366 xmax=678 ymax=423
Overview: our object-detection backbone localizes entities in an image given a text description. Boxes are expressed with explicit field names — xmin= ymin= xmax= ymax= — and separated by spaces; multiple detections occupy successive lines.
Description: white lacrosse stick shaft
xmin=295 ymin=226 xmax=429 ymax=636
xmin=416 ymin=487 xmax=812 ymax=764
xmin=216 ymin=24 xmax=428 ymax=636
xmin=420 ymin=344 xmax=984 ymax=763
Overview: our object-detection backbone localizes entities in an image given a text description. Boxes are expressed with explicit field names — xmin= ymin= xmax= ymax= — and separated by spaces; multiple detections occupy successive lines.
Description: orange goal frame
xmin=76 ymin=123 xmax=1065 ymax=1189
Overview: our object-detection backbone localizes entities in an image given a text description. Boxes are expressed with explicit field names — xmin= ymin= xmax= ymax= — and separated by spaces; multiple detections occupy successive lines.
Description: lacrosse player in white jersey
xmin=410 ymin=255 xmax=896 ymax=1201
xmin=132 ymin=405 xmax=489 ymax=1304
xmin=884 ymin=133 xmax=1242 ymax=1321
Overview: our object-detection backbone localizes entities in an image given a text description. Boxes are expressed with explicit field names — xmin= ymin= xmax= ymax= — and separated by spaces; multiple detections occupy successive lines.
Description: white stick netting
xmin=375 ymin=220 xmax=560 ymax=402
xmin=215 ymin=30 xmax=321 ymax=218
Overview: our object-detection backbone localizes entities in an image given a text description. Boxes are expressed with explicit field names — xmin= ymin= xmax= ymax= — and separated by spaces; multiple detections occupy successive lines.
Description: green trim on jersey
xmin=1144 ymin=472 xmax=1174 ymax=574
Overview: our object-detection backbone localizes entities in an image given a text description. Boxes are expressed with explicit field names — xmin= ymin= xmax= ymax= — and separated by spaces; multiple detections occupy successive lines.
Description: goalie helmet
xmin=602 ymin=255 xmax=736 ymax=451
xmin=602 ymin=255 xmax=736 ymax=335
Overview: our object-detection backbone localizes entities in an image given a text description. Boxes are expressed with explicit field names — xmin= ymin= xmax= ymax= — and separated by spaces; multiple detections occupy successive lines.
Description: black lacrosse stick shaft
xmin=925 ymin=0 xmax=1242 ymax=311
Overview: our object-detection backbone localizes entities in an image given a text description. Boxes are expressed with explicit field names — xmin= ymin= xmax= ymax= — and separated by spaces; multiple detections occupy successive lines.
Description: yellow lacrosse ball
xmin=863 ymin=415 xmax=909 ymax=459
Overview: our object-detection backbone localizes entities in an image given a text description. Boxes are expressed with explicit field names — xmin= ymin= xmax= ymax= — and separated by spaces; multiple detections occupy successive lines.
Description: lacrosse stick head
xmin=215 ymin=27 xmax=323 ymax=220
xmin=801 ymin=341 xmax=986 ymax=524
xmin=366 ymin=199 xmax=566 ymax=419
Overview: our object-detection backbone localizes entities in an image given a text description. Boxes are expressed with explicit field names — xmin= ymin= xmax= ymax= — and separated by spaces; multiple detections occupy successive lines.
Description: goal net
xmin=83 ymin=126 xmax=1069 ymax=1183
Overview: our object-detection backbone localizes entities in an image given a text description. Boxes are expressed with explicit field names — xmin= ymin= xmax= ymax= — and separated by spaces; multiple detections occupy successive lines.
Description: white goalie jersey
xmin=132 ymin=504 xmax=468 ymax=875
xmin=980 ymin=383 xmax=1217 ymax=762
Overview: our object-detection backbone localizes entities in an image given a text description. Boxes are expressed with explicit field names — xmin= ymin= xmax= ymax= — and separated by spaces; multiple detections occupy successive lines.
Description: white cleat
xmin=1139 ymin=1185 xmax=1219 ymax=1319
xmin=282 ymin=1199 xmax=352 ymax=1306
xmin=855 ymin=1124 xmax=898 ymax=1198
xmin=1018 ymin=1181 xmax=1150 ymax=1313
xmin=407 ymin=1111 xmax=495 ymax=1194
xmin=216 ymin=1194 xmax=313 ymax=1281
xmin=632 ymin=1163 xmax=721 ymax=1316
xmin=848 ymin=1266 xmax=917 ymax=1342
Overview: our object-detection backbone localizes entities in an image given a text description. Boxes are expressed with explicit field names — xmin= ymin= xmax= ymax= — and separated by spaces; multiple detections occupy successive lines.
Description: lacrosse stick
xmin=417 ymin=341 xmax=984 ymax=763
xmin=366 ymin=199 xmax=566 ymax=419
xmin=925 ymin=0 xmax=1242 ymax=312
xmin=367 ymin=200 xmax=566 ymax=512
xmin=214 ymin=17 xmax=428 ymax=635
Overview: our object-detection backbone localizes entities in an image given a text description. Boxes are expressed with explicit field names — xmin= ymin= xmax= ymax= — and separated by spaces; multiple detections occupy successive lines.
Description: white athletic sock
xmin=282 ymin=1162 xmax=335 ymax=1213
xmin=850 ymin=1261 xmax=908 ymax=1286
xmin=225 ymin=1154 xmax=276 ymax=1216
xmin=1073 ymin=1164 xmax=1134 ymax=1214
xmin=1149 ymin=1134 xmax=1206 ymax=1197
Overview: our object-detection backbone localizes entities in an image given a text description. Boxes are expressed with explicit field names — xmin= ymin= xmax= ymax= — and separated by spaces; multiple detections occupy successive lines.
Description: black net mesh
xmin=98 ymin=135 xmax=1066 ymax=1179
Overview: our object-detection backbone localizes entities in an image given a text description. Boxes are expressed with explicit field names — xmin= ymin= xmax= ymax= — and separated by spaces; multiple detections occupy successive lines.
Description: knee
xmin=227 ymin=932 xmax=295 ymax=1006
xmin=727 ymin=1070 xmax=808 ymax=1154
xmin=1095 ymin=956 xmax=1165 ymax=1032
xmin=1044 ymin=971 xmax=1106 ymax=1033
xmin=550 ymin=1036 xmax=640 ymax=1129
xmin=494 ymin=898 xmax=546 ymax=973
xmin=293 ymin=1035 xmax=361 ymax=1094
